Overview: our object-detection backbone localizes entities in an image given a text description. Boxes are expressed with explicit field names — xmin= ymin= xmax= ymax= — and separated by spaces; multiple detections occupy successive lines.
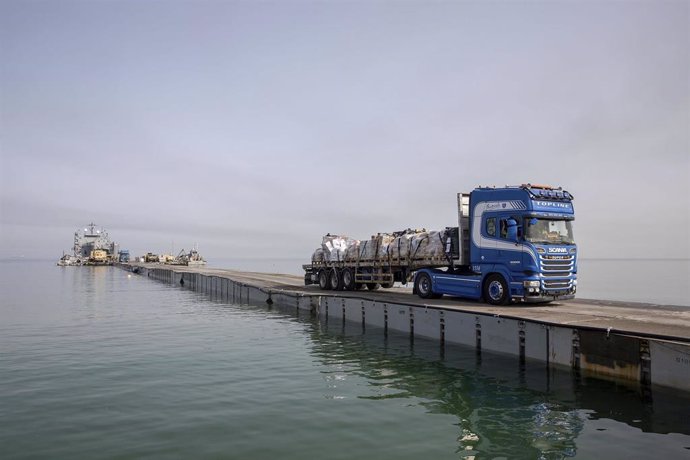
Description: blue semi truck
xmin=304 ymin=184 xmax=577 ymax=305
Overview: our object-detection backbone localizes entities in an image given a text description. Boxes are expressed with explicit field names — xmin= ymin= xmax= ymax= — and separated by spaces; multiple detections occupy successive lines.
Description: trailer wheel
xmin=415 ymin=272 xmax=434 ymax=299
xmin=342 ymin=268 xmax=355 ymax=291
xmin=366 ymin=283 xmax=380 ymax=291
xmin=318 ymin=269 xmax=329 ymax=290
xmin=329 ymin=268 xmax=343 ymax=291
xmin=484 ymin=274 xmax=509 ymax=305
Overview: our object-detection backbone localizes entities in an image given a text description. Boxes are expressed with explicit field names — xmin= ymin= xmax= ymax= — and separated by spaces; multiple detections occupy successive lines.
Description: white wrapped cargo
xmin=343 ymin=240 xmax=361 ymax=261
xmin=357 ymin=233 xmax=395 ymax=261
xmin=311 ymin=248 xmax=325 ymax=263
xmin=321 ymin=234 xmax=357 ymax=262
xmin=409 ymin=230 xmax=446 ymax=260
xmin=380 ymin=229 xmax=447 ymax=262
xmin=310 ymin=229 xmax=449 ymax=266
xmin=377 ymin=234 xmax=396 ymax=259
xmin=387 ymin=234 xmax=411 ymax=260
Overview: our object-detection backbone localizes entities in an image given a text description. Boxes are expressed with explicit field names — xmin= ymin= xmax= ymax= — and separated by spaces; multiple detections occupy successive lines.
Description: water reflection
xmin=306 ymin=317 xmax=690 ymax=459
xmin=67 ymin=266 xmax=114 ymax=319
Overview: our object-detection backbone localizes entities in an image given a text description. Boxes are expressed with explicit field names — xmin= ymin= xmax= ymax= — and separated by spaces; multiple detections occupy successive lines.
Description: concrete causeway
xmin=123 ymin=263 xmax=690 ymax=393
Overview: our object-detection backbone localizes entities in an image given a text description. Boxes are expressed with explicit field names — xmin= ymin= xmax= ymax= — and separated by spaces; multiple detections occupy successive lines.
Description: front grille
xmin=540 ymin=254 xmax=575 ymax=290
xmin=541 ymin=255 xmax=574 ymax=271
xmin=543 ymin=279 xmax=572 ymax=289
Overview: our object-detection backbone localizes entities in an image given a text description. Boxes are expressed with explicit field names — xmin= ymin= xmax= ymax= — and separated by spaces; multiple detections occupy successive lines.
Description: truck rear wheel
xmin=415 ymin=272 xmax=434 ymax=299
xmin=381 ymin=282 xmax=394 ymax=289
xmin=366 ymin=283 xmax=380 ymax=291
xmin=341 ymin=268 xmax=355 ymax=291
xmin=484 ymin=274 xmax=509 ymax=305
xmin=329 ymin=268 xmax=343 ymax=291
xmin=318 ymin=269 xmax=329 ymax=290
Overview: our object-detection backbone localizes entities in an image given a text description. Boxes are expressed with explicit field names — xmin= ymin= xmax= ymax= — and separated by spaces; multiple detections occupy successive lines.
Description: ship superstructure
xmin=58 ymin=223 xmax=118 ymax=266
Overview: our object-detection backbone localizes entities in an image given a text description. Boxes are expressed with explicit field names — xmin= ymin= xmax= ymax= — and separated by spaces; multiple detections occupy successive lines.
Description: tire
xmin=354 ymin=283 xmax=365 ymax=290
xmin=415 ymin=272 xmax=434 ymax=299
xmin=342 ymin=268 xmax=355 ymax=291
xmin=381 ymin=282 xmax=394 ymax=289
xmin=366 ymin=283 xmax=380 ymax=291
xmin=483 ymin=274 xmax=510 ymax=305
xmin=318 ymin=269 xmax=329 ymax=290
xmin=329 ymin=268 xmax=343 ymax=291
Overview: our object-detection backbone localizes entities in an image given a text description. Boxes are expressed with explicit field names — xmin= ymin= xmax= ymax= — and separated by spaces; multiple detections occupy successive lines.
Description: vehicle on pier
xmin=185 ymin=248 xmax=207 ymax=266
xmin=303 ymin=184 xmax=577 ymax=305
xmin=167 ymin=247 xmax=207 ymax=266
xmin=89 ymin=249 xmax=112 ymax=265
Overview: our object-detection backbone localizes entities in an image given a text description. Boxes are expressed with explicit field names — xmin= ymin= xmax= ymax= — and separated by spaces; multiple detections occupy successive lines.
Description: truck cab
xmin=415 ymin=184 xmax=577 ymax=304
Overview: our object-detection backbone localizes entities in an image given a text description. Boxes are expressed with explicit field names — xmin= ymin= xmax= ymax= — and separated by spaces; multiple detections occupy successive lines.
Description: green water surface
xmin=1 ymin=261 xmax=689 ymax=459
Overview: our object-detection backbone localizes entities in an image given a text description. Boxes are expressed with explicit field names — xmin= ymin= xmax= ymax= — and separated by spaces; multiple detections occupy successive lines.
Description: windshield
xmin=524 ymin=218 xmax=575 ymax=245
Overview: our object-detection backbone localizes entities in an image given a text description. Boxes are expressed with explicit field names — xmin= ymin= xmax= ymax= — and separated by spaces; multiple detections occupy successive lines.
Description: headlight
xmin=523 ymin=280 xmax=540 ymax=287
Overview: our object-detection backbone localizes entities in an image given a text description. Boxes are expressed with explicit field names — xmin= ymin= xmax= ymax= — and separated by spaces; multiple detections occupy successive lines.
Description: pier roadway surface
xmin=142 ymin=264 xmax=690 ymax=342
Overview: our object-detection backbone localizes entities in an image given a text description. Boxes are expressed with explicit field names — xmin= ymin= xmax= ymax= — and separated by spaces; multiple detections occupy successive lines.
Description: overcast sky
xmin=1 ymin=0 xmax=688 ymax=263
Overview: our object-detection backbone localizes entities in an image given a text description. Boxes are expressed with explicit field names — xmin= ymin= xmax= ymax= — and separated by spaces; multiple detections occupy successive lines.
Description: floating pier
xmin=121 ymin=263 xmax=690 ymax=393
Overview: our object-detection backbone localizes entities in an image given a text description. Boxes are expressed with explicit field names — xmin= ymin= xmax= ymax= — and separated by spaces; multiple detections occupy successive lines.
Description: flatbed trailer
xmin=304 ymin=252 xmax=455 ymax=290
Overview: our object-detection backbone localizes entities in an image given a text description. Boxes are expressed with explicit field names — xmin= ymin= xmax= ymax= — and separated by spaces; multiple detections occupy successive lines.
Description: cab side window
xmin=500 ymin=219 xmax=507 ymax=238
xmin=486 ymin=217 xmax=496 ymax=237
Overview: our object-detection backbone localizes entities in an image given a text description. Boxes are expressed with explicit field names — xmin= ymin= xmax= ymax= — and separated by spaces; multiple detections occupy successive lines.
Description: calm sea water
xmin=1 ymin=260 xmax=690 ymax=460
xmin=207 ymin=257 xmax=690 ymax=307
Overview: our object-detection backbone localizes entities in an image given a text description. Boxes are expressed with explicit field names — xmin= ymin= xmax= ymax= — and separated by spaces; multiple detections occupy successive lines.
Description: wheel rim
xmin=488 ymin=280 xmax=504 ymax=301
xmin=330 ymin=270 xmax=339 ymax=289
xmin=319 ymin=271 xmax=327 ymax=288
xmin=343 ymin=270 xmax=352 ymax=287
xmin=418 ymin=276 xmax=430 ymax=295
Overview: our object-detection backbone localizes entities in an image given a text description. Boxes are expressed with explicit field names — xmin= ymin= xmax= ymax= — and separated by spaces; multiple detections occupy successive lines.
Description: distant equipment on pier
xmin=133 ymin=246 xmax=207 ymax=266
xmin=168 ymin=246 xmax=207 ymax=266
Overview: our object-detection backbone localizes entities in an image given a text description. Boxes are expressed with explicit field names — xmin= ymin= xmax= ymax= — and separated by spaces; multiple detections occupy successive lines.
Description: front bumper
xmin=520 ymin=277 xmax=576 ymax=303
xmin=521 ymin=292 xmax=576 ymax=303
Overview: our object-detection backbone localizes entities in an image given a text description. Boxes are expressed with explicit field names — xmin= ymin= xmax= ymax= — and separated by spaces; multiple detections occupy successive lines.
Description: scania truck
xmin=303 ymin=184 xmax=577 ymax=305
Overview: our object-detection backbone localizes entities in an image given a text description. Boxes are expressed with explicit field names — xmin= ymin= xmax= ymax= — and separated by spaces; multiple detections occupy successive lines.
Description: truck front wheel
xmin=484 ymin=274 xmax=509 ymax=305
xmin=318 ymin=269 xmax=329 ymax=290
xmin=415 ymin=273 xmax=434 ymax=299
